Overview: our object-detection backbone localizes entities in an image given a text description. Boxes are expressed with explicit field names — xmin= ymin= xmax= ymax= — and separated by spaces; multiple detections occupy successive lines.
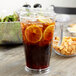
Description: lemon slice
xmin=44 ymin=25 xmax=55 ymax=41
xmin=38 ymin=16 xmax=52 ymax=23
xmin=25 ymin=25 xmax=42 ymax=43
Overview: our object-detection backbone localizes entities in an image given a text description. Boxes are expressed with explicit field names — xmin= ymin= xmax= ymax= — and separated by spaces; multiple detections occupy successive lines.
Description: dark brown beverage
xmin=24 ymin=43 xmax=52 ymax=69
xmin=21 ymin=16 xmax=55 ymax=70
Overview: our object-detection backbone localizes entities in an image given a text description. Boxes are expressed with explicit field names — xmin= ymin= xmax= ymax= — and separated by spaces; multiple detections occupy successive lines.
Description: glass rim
xmin=19 ymin=7 xmax=56 ymax=14
xmin=20 ymin=11 xmax=56 ymax=20
xmin=19 ymin=7 xmax=56 ymax=21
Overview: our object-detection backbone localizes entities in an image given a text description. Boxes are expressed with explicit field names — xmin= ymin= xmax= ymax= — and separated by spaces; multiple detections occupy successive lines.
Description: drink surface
xmin=21 ymin=16 xmax=55 ymax=69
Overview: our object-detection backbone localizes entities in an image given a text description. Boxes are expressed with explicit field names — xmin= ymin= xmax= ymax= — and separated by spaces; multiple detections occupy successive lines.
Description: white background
xmin=0 ymin=0 xmax=76 ymax=12
xmin=0 ymin=0 xmax=51 ymax=11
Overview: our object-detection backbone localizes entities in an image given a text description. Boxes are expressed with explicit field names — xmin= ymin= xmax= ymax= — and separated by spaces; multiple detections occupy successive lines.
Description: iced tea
xmin=20 ymin=16 xmax=55 ymax=73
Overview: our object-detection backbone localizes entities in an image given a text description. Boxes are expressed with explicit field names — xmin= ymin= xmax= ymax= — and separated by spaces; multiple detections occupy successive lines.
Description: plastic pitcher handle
xmin=55 ymin=14 xmax=69 ymax=46
xmin=58 ymin=24 xmax=63 ymax=46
